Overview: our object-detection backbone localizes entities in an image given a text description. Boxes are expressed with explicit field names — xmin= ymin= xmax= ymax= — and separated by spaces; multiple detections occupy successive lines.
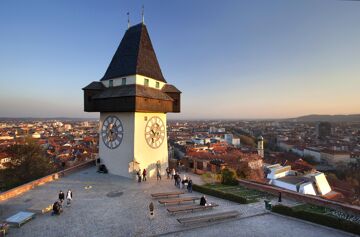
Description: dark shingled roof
xmin=82 ymin=82 xmax=105 ymax=90
xmin=92 ymin=84 xmax=173 ymax=101
xmin=101 ymin=23 xmax=166 ymax=83
xmin=161 ymin=84 xmax=181 ymax=93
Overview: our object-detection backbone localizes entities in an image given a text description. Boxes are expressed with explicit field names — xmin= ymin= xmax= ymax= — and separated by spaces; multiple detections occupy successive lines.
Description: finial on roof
xmin=141 ymin=5 xmax=145 ymax=24
xmin=127 ymin=12 xmax=130 ymax=29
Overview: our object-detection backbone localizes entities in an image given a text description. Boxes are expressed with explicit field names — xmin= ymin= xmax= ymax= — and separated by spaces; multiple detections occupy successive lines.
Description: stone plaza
xmin=0 ymin=167 xmax=356 ymax=237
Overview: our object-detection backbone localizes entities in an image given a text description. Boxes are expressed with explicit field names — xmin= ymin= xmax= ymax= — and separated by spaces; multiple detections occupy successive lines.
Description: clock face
xmin=145 ymin=116 xmax=165 ymax=149
xmin=101 ymin=115 xmax=124 ymax=149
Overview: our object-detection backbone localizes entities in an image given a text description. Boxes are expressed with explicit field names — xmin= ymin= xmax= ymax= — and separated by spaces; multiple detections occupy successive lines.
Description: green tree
xmin=0 ymin=140 xmax=56 ymax=190
xmin=221 ymin=168 xmax=238 ymax=185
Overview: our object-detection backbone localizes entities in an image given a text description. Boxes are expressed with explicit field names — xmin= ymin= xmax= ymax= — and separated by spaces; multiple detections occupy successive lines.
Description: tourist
xmin=176 ymin=174 xmax=181 ymax=188
xmin=166 ymin=167 xmax=170 ymax=179
xmin=66 ymin=189 xmax=73 ymax=206
xmin=137 ymin=169 xmax=141 ymax=183
xmin=171 ymin=168 xmax=175 ymax=180
xmin=187 ymin=179 xmax=193 ymax=193
xmin=156 ymin=169 xmax=161 ymax=181
xmin=174 ymin=173 xmax=178 ymax=186
xmin=142 ymin=169 xmax=147 ymax=181
xmin=181 ymin=176 xmax=188 ymax=189
xmin=278 ymin=192 xmax=282 ymax=202
xmin=200 ymin=195 xmax=207 ymax=206
xmin=58 ymin=190 xmax=65 ymax=204
xmin=52 ymin=201 xmax=61 ymax=215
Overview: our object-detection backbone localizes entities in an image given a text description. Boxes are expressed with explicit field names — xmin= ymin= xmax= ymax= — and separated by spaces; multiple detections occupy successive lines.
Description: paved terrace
xmin=0 ymin=167 xmax=355 ymax=237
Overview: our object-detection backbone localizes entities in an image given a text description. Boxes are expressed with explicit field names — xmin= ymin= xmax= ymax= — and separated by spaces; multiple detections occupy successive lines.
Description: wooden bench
xmin=6 ymin=211 xmax=36 ymax=227
xmin=27 ymin=202 xmax=53 ymax=214
xmin=177 ymin=211 xmax=240 ymax=225
xmin=151 ymin=191 xmax=185 ymax=198
xmin=158 ymin=197 xmax=200 ymax=205
xmin=167 ymin=203 xmax=219 ymax=214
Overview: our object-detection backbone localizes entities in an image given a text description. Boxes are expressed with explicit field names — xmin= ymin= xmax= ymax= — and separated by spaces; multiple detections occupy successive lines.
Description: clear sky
xmin=0 ymin=0 xmax=359 ymax=119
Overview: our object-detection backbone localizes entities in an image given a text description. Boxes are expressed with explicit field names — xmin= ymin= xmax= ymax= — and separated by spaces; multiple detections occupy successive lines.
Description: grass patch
xmin=193 ymin=183 xmax=267 ymax=204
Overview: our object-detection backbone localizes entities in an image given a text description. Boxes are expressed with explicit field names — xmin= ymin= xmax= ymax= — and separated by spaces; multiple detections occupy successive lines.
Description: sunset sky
xmin=0 ymin=0 xmax=359 ymax=119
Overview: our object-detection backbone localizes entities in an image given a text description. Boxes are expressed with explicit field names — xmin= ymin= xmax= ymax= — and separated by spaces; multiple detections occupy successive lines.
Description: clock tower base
xmin=99 ymin=112 xmax=168 ymax=178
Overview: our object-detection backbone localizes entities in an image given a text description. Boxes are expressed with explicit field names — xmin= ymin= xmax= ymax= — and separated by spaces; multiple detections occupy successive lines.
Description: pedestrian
xmin=66 ymin=189 xmax=73 ymax=206
xmin=176 ymin=174 xmax=181 ymax=188
xmin=52 ymin=201 xmax=61 ymax=215
xmin=58 ymin=190 xmax=65 ymax=204
xmin=166 ymin=167 xmax=170 ymax=179
xmin=187 ymin=179 xmax=193 ymax=193
xmin=137 ymin=169 xmax=141 ymax=183
xmin=278 ymin=192 xmax=282 ymax=202
xmin=171 ymin=168 xmax=175 ymax=180
xmin=156 ymin=169 xmax=161 ymax=181
xmin=142 ymin=169 xmax=147 ymax=181
xmin=174 ymin=173 xmax=178 ymax=186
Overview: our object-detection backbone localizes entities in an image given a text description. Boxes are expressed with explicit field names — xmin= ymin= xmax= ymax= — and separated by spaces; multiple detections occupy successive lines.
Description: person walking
xmin=166 ymin=167 xmax=170 ymax=179
xmin=58 ymin=190 xmax=65 ymax=204
xmin=137 ymin=169 xmax=142 ymax=183
xmin=171 ymin=168 xmax=175 ymax=180
xmin=66 ymin=189 xmax=73 ymax=206
xmin=187 ymin=179 xmax=193 ymax=193
xmin=156 ymin=169 xmax=161 ymax=181
xmin=142 ymin=169 xmax=147 ymax=181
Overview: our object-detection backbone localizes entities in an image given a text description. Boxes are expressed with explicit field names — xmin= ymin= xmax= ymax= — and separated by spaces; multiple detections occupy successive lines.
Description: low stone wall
xmin=0 ymin=160 xmax=96 ymax=202
xmin=238 ymin=178 xmax=360 ymax=216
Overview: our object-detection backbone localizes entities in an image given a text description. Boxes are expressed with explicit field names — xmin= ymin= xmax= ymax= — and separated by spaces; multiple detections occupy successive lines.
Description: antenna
xmin=127 ymin=12 xmax=130 ymax=29
xmin=141 ymin=5 xmax=145 ymax=24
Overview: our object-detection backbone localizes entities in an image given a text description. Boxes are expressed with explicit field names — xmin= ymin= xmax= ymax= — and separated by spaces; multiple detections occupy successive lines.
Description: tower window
xmin=109 ymin=80 xmax=113 ymax=87
xmin=122 ymin=78 xmax=126 ymax=85
xmin=144 ymin=78 xmax=149 ymax=87
xmin=156 ymin=81 xmax=160 ymax=88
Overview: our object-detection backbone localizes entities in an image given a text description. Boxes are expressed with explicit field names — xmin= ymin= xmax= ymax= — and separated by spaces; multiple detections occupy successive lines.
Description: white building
xmin=224 ymin=134 xmax=233 ymax=145
xmin=232 ymin=138 xmax=241 ymax=148
xmin=266 ymin=164 xmax=332 ymax=196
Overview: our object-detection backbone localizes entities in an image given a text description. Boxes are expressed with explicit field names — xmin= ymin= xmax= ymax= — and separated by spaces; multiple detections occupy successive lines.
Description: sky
xmin=0 ymin=0 xmax=359 ymax=119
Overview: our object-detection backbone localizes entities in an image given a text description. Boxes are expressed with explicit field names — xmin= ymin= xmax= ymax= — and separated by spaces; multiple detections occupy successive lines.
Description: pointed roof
xmin=101 ymin=23 xmax=166 ymax=83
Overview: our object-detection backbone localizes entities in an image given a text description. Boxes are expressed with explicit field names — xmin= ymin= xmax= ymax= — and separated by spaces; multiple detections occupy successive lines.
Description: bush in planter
xmin=221 ymin=168 xmax=238 ymax=185
xmin=272 ymin=205 xmax=360 ymax=235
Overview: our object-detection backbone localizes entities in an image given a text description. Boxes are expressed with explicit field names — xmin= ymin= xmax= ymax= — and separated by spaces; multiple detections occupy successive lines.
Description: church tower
xmin=83 ymin=23 xmax=181 ymax=178
xmin=257 ymin=136 xmax=264 ymax=158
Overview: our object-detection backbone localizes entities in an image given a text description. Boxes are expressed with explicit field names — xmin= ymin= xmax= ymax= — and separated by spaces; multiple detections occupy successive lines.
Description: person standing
xmin=200 ymin=195 xmax=207 ymax=206
xmin=66 ymin=189 xmax=73 ymax=206
xmin=166 ymin=167 xmax=170 ymax=179
xmin=187 ymin=179 xmax=193 ymax=193
xmin=58 ymin=190 xmax=65 ymax=204
xmin=171 ymin=168 xmax=175 ymax=180
xmin=142 ymin=169 xmax=147 ymax=181
xmin=156 ymin=161 xmax=161 ymax=181
xmin=137 ymin=169 xmax=141 ymax=183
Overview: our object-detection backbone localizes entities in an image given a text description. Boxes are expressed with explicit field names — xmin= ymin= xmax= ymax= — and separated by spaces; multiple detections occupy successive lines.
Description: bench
xmin=151 ymin=191 xmax=185 ymax=198
xmin=167 ymin=203 xmax=218 ymax=214
xmin=6 ymin=211 xmax=36 ymax=227
xmin=158 ymin=197 xmax=200 ymax=205
xmin=177 ymin=210 xmax=240 ymax=225
xmin=27 ymin=202 xmax=53 ymax=214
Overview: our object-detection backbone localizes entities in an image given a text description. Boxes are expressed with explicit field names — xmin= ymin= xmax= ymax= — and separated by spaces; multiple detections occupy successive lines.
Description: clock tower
xmin=83 ymin=22 xmax=181 ymax=178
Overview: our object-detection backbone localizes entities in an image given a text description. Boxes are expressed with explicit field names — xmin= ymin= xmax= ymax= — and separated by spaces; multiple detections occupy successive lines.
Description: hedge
xmin=272 ymin=205 xmax=360 ymax=235
xmin=193 ymin=184 xmax=249 ymax=204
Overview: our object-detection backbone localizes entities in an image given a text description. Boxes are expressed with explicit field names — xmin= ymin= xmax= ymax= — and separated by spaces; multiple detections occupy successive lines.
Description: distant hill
xmin=0 ymin=117 xmax=98 ymax=122
xmin=289 ymin=114 xmax=360 ymax=122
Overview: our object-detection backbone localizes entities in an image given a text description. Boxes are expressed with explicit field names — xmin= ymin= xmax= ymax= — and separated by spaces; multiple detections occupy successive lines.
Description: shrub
xmin=193 ymin=184 xmax=249 ymax=204
xmin=272 ymin=205 xmax=360 ymax=235
xmin=221 ymin=168 xmax=238 ymax=185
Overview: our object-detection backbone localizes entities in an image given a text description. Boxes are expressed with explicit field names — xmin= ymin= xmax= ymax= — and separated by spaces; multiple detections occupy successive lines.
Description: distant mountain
xmin=289 ymin=114 xmax=360 ymax=122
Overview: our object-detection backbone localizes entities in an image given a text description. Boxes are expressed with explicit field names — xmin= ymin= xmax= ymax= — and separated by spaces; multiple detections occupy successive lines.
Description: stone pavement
xmin=0 ymin=167 xmax=354 ymax=237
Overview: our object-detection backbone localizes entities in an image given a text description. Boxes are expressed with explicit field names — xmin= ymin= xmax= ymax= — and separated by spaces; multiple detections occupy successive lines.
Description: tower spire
xmin=141 ymin=5 xmax=145 ymax=24
xmin=127 ymin=12 xmax=130 ymax=29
